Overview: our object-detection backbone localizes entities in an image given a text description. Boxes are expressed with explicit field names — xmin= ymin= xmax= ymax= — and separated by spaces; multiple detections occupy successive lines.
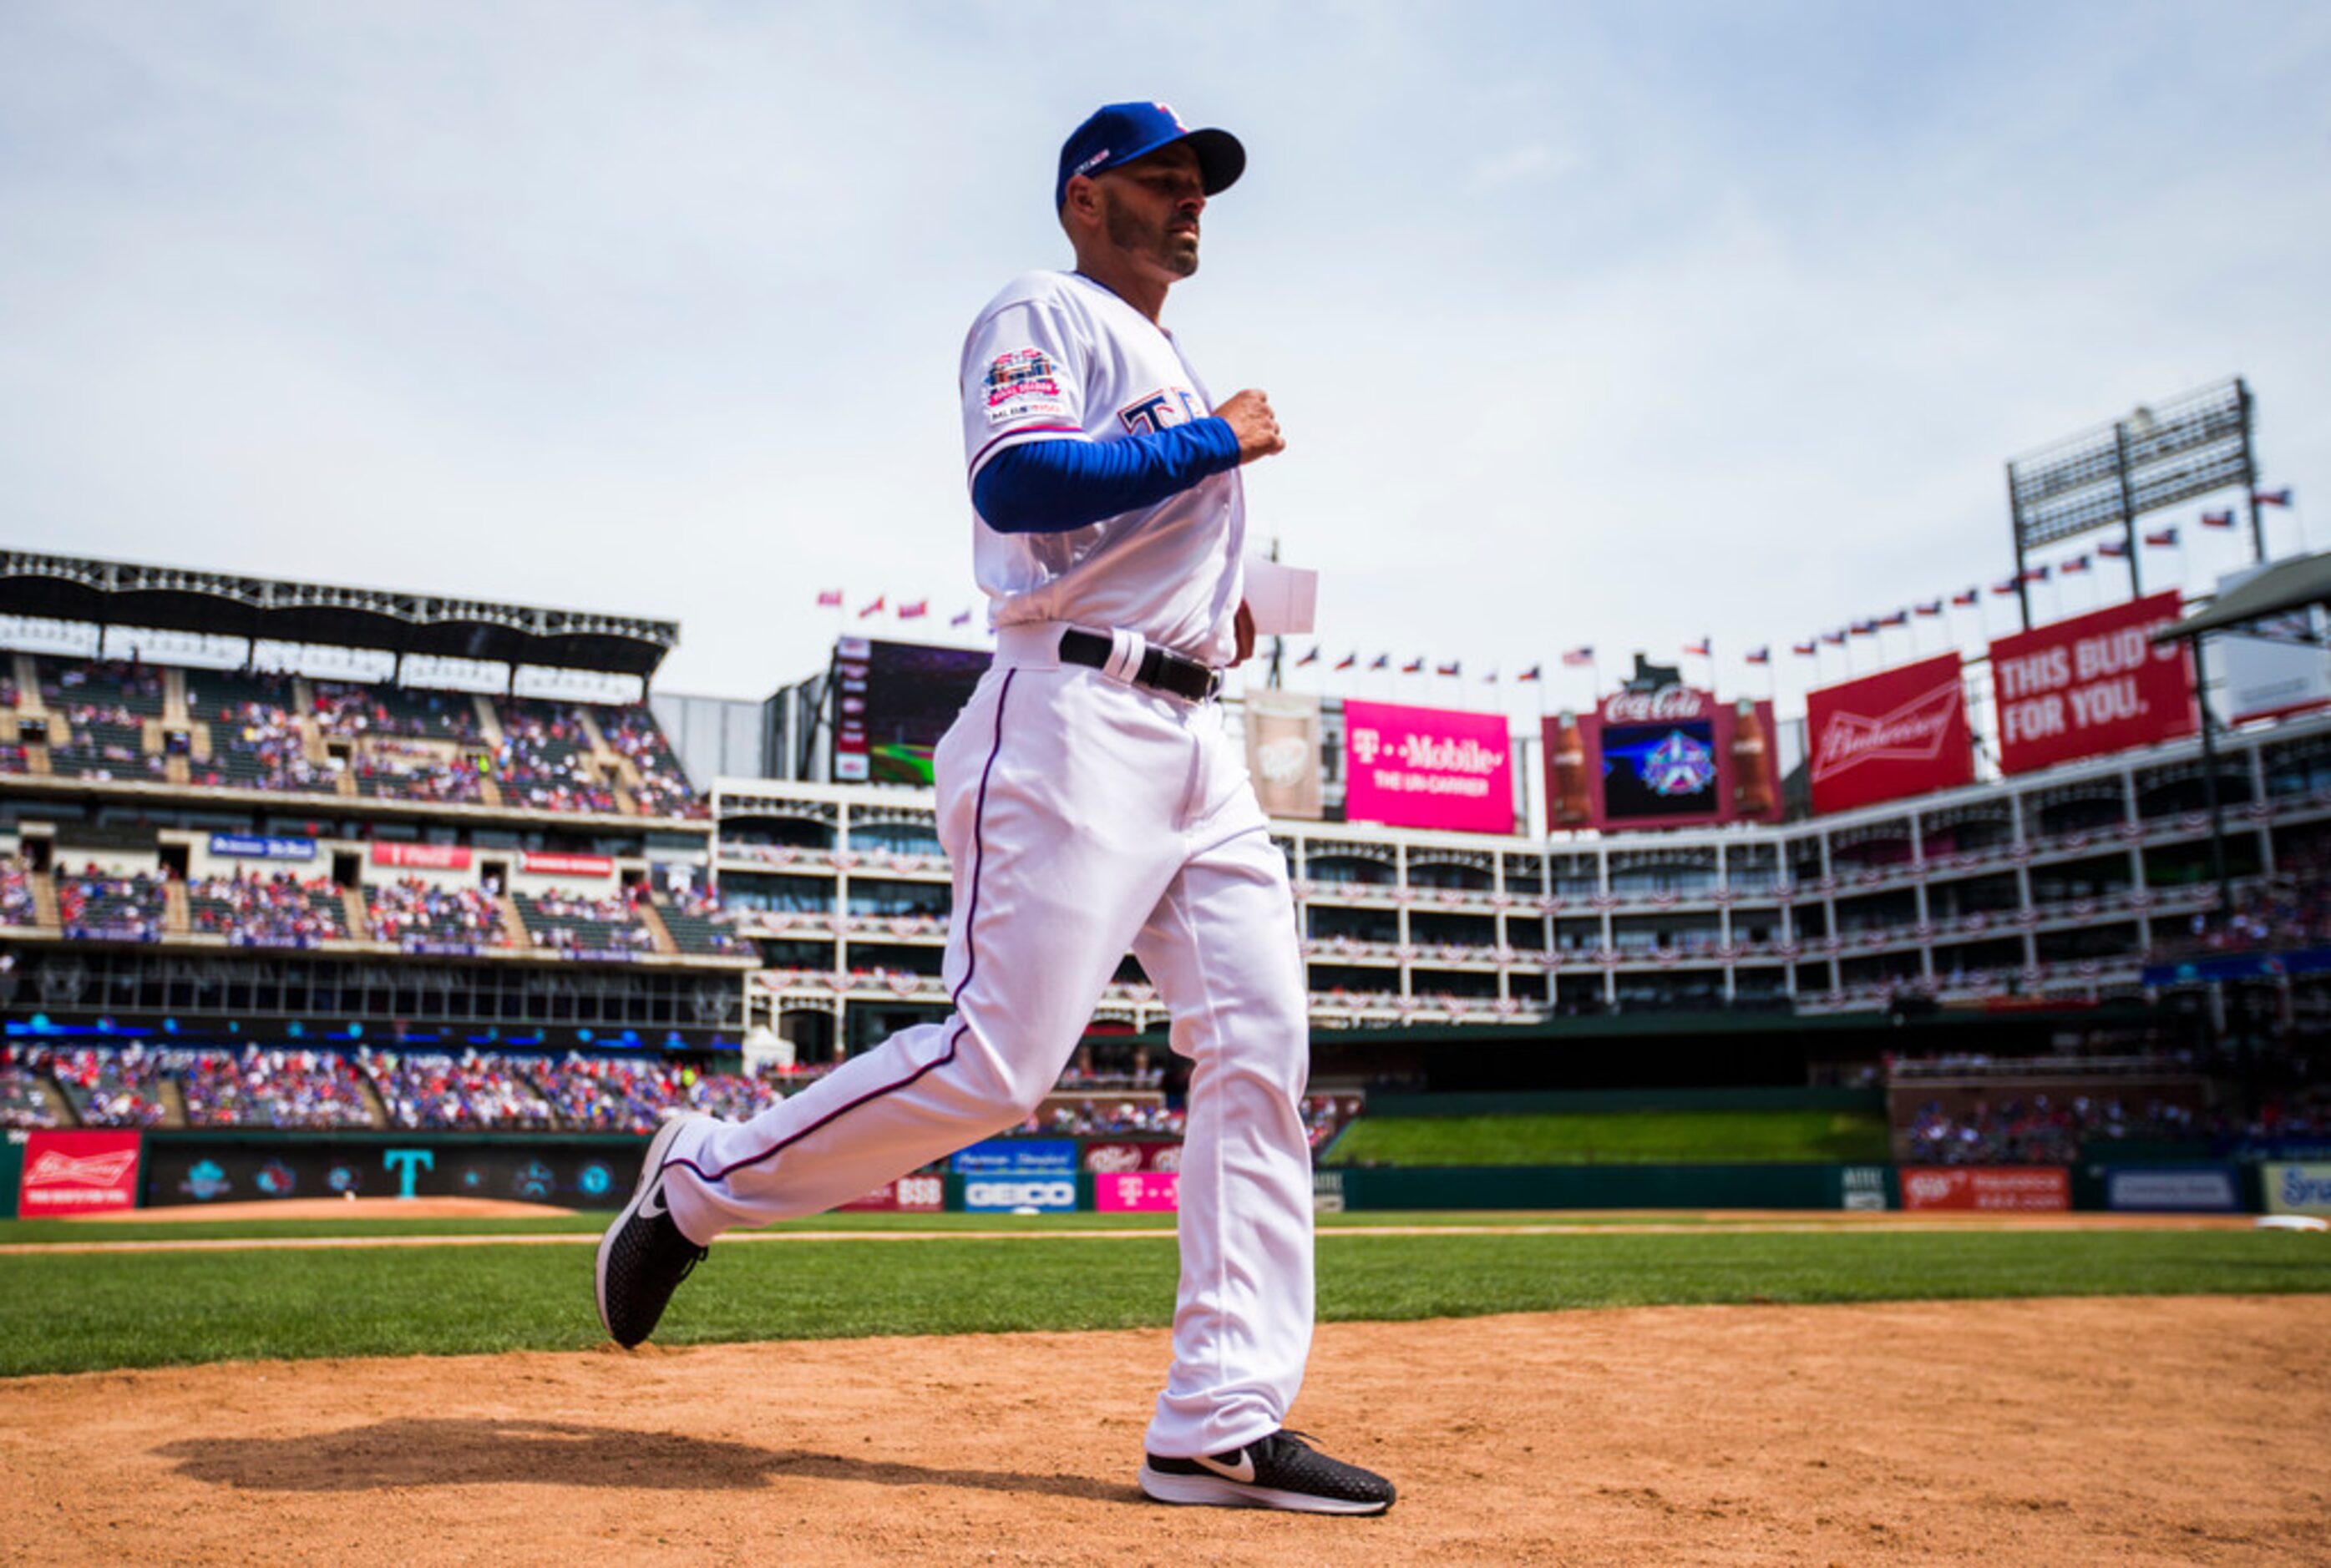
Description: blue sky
xmin=2 ymin=1 xmax=2324 ymax=713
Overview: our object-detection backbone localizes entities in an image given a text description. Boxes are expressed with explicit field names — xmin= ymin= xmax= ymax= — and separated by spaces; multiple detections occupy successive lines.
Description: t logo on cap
xmin=1055 ymin=102 xmax=1246 ymax=212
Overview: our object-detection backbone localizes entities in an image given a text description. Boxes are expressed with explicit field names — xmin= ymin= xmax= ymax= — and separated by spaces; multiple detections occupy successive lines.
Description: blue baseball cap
xmin=1055 ymin=101 xmax=1245 ymax=212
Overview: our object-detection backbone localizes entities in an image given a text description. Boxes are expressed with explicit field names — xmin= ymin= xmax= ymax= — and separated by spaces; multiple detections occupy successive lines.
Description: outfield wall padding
xmin=139 ymin=1130 xmax=648 ymax=1209
xmin=1363 ymin=1087 xmax=1885 ymax=1118
xmin=1328 ymin=1162 xmax=1893 ymax=1211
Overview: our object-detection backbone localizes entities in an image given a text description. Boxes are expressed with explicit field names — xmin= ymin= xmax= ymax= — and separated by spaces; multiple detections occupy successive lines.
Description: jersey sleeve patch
xmin=983 ymin=346 xmax=1072 ymax=426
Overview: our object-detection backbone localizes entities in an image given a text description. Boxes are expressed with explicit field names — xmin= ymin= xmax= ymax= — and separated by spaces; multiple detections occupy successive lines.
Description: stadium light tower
xmin=2004 ymin=377 xmax=2263 ymax=630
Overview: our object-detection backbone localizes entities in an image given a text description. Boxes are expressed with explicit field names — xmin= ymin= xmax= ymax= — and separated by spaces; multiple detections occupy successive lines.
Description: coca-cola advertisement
xmin=1988 ymin=592 xmax=2196 ymax=776
xmin=1342 ymin=700 xmax=1513 ymax=834
xmin=1543 ymin=685 xmax=1781 ymax=832
xmin=18 ymin=1130 xmax=143 ymax=1216
xmin=1806 ymin=653 xmax=1974 ymax=815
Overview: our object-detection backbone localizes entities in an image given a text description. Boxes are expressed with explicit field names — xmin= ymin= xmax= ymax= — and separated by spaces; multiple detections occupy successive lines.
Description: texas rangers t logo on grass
xmin=1117 ymin=387 xmax=1201 ymax=436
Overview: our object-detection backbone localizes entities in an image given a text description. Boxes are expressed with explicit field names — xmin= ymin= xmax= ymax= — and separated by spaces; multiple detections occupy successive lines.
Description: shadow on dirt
xmin=153 ymin=1419 xmax=1130 ymax=1500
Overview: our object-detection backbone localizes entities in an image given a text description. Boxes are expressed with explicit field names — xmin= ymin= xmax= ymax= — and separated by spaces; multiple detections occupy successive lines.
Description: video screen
xmin=833 ymin=638 xmax=992 ymax=786
xmin=1600 ymin=720 xmax=1720 ymax=819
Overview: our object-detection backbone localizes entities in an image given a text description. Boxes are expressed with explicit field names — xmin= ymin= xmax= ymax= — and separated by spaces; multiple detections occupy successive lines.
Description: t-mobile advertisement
xmin=1806 ymin=653 xmax=1974 ymax=815
xmin=832 ymin=637 xmax=993 ymax=786
xmin=1989 ymin=593 xmax=2196 ymax=776
xmin=1341 ymin=700 xmax=1514 ymax=834
xmin=1094 ymin=1171 xmax=1180 ymax=1212
xmin=1543 ymin=685 xmax=1781 ymax=832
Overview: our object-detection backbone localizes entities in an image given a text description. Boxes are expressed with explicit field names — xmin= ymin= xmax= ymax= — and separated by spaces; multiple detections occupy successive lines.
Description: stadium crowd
xmin=1899 ymin=1092 xmax=2206 ymax=1165
xmin=364 ymin=879 xmax=509 ymax=947
xmin=175 ymin=1046 xmax=375 ymax=1129
xmin=187 ymin=872 xmax=348 ymax=946
xmin=55 ymin=865 xmax=168 ymax=941
xmin=359 ymin=1049 xmax=562 ymax=1130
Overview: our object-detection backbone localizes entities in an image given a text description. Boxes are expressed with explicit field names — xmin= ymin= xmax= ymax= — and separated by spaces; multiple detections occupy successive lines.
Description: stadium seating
xmin=352 ymin=739 xmax=485 ymax=804
xmin=599 ymin=705 xmax=706 ymax=818
xmin=38 ymin=657 xmax=165 ymax=717
xmin=187 ymin=873 xmax=350 ymax=947
xmin=42 ymin=1045 xmax=170 ymax=1127
xmin=54 ymin=865 xmax=167 ymax=941
xmin=2 ymin=858 xmax=38 ymax=926
xmin=656 ymin=891 xmax=742 ymax=955
xmin=363 ymin=878 xmax=510 ymax=948
xmin=512 ymin=890 xmax=658 ymax=954
xmin=175 ymin=1045 xmax=375 ymax=1129
xmin=358 ymin=1048 xmax=561 ymax=1130
xmin=313 ymin=680 xmax=482 ymax=741
xmin=494 ymin=700 xmax=621 ymax=814
xmin=0 ymin=1046 xmax=62 ymax=1128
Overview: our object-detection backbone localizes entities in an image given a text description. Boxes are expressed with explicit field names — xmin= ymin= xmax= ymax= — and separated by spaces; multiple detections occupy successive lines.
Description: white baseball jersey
xmin=960 ymin=270 xmax=1246 ymax=667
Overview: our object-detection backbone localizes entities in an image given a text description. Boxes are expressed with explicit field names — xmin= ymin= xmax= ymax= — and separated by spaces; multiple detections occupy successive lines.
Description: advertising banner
xmin=833 ymin=637 xmax=992 ymax=786
xmin=1544 ymin=685 xmax=1782 ymax=832
xmin=2213 ymin=564 xmax=2331 ymax=726
xmin=370 ymin=842 xmax=472 ymax=871
xmin=209 ymin=833 xmax=318 ymax=862
xmin=1342 ymin=700 xmax=1513 ymax=834
xmin=140 ymin=1138 xmax=642 ymax=1209
xmin=1989 ymin=592 xmax=2196 ymax=775
xmin=2262 ymin=1162 xmax=2331 ymax=1216
xmin=1899 ymin=1166 xmax=2070 ymax=1212
xmin=1081 ymin=1140 xmax=1183 ymax=1174
xmin=960 ymin=1175 xmax=1081 ymax=1212
xmin=950 ymin=1139 xmax=1078 ymax=1176
xmin=1806 ymin=654 xmax=1974 ymax=815
xmin=17 ymin=1130 xmax=142 ymax=1216
xmin=837 ymin=1173 xmax=946 ymax=1212
xmin=1244 ymin=690 xmax=1323 ymax=820
xmin=2102 ymin=1166 xmax=2241 ymax=1213
xmin=521 ymin=852 xmax=614 ymax=878
xmin=1094 ymin=1171 xmax=1180 ymax=1212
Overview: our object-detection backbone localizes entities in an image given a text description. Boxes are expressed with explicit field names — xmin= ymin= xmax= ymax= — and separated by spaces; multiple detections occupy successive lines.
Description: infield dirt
xmin=3 ymin=1295 xmax=2325 ymax=1565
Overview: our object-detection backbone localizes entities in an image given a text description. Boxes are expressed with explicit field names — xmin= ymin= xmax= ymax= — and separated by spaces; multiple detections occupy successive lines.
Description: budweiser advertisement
xmin=1989 ymin=592 xmax=2196 ymax=776
xmin=1244 ymin=690 xmax=1323 ymax=820
xmin=1806 ymin=653 xmax=1974 ymax=814
xmin=1899 ymin=1166 xmax=2070 ymax=1212
xmin=18 ymin=1129 xmax=143 ymax=1216
xmin=1544 ymin=685 xmax=1781 ymax=832
xmin=1342 ymin=700 xmax=1513 ymax=834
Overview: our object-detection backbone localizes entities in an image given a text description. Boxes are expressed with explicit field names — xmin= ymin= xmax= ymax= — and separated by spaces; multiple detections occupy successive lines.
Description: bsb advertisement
xmin=1987 ymin=592 xmax=2196 ymax=775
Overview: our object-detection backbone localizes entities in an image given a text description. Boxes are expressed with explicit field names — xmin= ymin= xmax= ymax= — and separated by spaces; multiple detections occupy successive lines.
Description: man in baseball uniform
xmin=597 ymin=101 xmax=1393 ymax=1516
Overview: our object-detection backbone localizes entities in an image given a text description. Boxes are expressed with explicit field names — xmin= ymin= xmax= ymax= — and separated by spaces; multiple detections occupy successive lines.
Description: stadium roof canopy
xmin=2156 ymin=549 xmax=2331 ymax=642
xmin=0 ymin=549 xmax=679 ymax=678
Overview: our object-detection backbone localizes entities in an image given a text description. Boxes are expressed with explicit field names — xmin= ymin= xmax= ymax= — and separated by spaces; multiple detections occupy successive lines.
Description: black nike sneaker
xmin=1139 ymin=1429 xmax=1396 ymax=1515
xmin=595 ymin=1114 xmax=710 ymax=1348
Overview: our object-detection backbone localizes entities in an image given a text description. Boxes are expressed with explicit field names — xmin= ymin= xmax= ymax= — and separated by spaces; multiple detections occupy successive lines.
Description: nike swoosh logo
xmin=641 ymin=1180 xmax=670 ymax=1219
xmin=1194 ymin=1449 xmax=1254 ymax=1484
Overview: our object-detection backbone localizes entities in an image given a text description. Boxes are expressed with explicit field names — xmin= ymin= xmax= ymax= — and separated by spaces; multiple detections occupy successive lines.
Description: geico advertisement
xmin=960 ymin=1177 xmax=1081 ymax=1212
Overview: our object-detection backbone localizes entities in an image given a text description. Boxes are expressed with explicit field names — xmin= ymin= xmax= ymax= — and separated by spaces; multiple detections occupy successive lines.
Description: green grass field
xmin=2 ymin=1213 xmax=2327 ymax=1378
xmin=1325 ymin=1110 xmax=1893 ymax=1166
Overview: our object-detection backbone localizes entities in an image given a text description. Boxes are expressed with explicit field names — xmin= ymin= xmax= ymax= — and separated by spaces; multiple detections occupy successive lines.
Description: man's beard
xmin=1104 ymin=195 xmax=1199 ymax=278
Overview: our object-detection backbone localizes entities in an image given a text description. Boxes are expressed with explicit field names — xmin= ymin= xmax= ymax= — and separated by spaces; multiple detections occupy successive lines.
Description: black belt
xmin=1058 ymin=629 xmax=1223 ymax=702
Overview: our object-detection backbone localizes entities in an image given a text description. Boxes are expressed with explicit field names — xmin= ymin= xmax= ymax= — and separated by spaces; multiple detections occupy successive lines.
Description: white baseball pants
xmin=661 ymin=622 xmax=1316 ymax=1459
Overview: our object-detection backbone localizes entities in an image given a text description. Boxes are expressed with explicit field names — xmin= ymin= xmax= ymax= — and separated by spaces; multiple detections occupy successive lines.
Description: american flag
xmin=1369 ymin=654 xmax=1391 ymax=670
xmin=1915 ymin=600 xmax=1943 ymax=616
xmin=1401 ymin=656 xmax=1425 ymax=674
xmin=950 ymin=609 xmax=974 ymax=626
xmin=1561 ymin=645 xmax=1594 ymax=666
xmin=1791 ymin=641 xmax=1817 ymax=657
xmin=1952 ymin=588 xmax=1980 ymax=606
xmin=2097 ymin=541 xmax=2128 ymax=559
xmin=1683 ymin=638 xmax=1710 ymax=657
xmin=899 ymin=599 xmax=930 ymax=619
xmin=1517 ymin=665 xmax=1543 ymax=682
xmin=1436 ymin=660 xmax=1461 ymax=677
xmin=1334 ymin=651 xmax=1358 ymax=670
xmin=858 ymin=594 xmax=886 ymax=619
xmin=817 ymin=589 xmax=844 ymax=608
xmin=1744 ymin=646 xmax=1771 ymax=665
xmin=2145 ymin=526 xmax=2180 ymax=548
xmin=1296 ymin=646 xmax=1320 ymax=667
xmin=2253 ymin=488 xmax=2293 ymax=508
xmin=2202 ymin=509 xmax=2236 ymax=529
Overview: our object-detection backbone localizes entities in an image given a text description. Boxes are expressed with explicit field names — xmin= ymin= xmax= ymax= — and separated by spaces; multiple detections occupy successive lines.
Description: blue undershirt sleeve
xmin=972 ymin=417 xmax=1243 ymax=534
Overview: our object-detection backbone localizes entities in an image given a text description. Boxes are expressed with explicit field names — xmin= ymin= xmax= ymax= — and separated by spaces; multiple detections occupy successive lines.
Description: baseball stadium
xmin=7 ymin=8 xmax=2331 ymax=1564
xmin=3 ymin=473 xmax=2329 ymax=1561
